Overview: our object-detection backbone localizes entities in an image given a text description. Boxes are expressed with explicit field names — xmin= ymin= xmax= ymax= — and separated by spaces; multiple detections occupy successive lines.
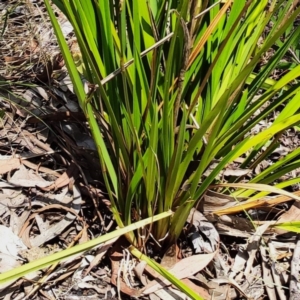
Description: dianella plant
xmin=45 ymin=0 xmax=300 ymax=252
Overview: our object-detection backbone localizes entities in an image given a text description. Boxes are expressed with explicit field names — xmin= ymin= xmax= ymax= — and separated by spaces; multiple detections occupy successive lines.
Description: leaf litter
xmin=0 ymin=1 xmax=300 ymax=300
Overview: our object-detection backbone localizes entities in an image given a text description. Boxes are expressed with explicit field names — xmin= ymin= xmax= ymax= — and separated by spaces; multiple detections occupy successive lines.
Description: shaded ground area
xmin=0 ymin=1 xmax=300 ymax=299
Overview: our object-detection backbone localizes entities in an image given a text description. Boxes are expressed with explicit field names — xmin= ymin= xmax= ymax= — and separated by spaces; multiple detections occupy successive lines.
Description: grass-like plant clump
xmin=45 ymin=0 xmax=300 ymax=247
xmin=3 ymin=0 xmax=294 ymax=297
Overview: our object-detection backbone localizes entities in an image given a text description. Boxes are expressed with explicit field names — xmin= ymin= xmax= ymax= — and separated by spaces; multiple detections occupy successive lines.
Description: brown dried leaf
xmin=278 ymin=202 xmax=300 ymax=224
xmin=143 ymin=251 xmax=216 ymax=295
xmin=42 ymin=163 xmax=78 ymax=191
xmin=0 ymin=225 xmax=27 ymax=256
xmin=0 ymin=157 xmax=20 ymax=174
xmin=188 ymin=209 xmax=219 ymax=252
xmin=202 ymin=190 xmax=245 ymax=213
xmin=9 ymin=165 xmax=53 ymax=188
xmin=223 ymin=168 xmax=251 ymax=177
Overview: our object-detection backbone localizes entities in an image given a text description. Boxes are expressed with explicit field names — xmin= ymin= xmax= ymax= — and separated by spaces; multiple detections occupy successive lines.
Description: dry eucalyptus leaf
xmin=187 ymin=208 xmax=219 ymax=252
xmin=31 ymin=86 xmax=49 ymax=101
xmin=0 ymin=157 xmax=20 ymax=174
xmin=278 ymin=202 xmax=300 ymax=224
xmin=203 ymin=190 xmax=242 ymax=213
xmin=223 ymin=168 xmax=251 ymax=177
xmin=9 ymin=165 xmax=53 ymax=188
xmin=0 ymin=225 xmax=27 ymax=256
xmin=29 ymin=184 xmax=81 ymax=247
xmin=143 ymin=252 xmax=216 ymax=295
xmin=10 ymin=210 xmax=30 ymax=236
xmin=59 ymin=74 xmax=74 ymax=93
xmin=0 ymin=253 xmax=21 ymax=273
xmin=0 ymin=192 xmax=26 ymax=218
